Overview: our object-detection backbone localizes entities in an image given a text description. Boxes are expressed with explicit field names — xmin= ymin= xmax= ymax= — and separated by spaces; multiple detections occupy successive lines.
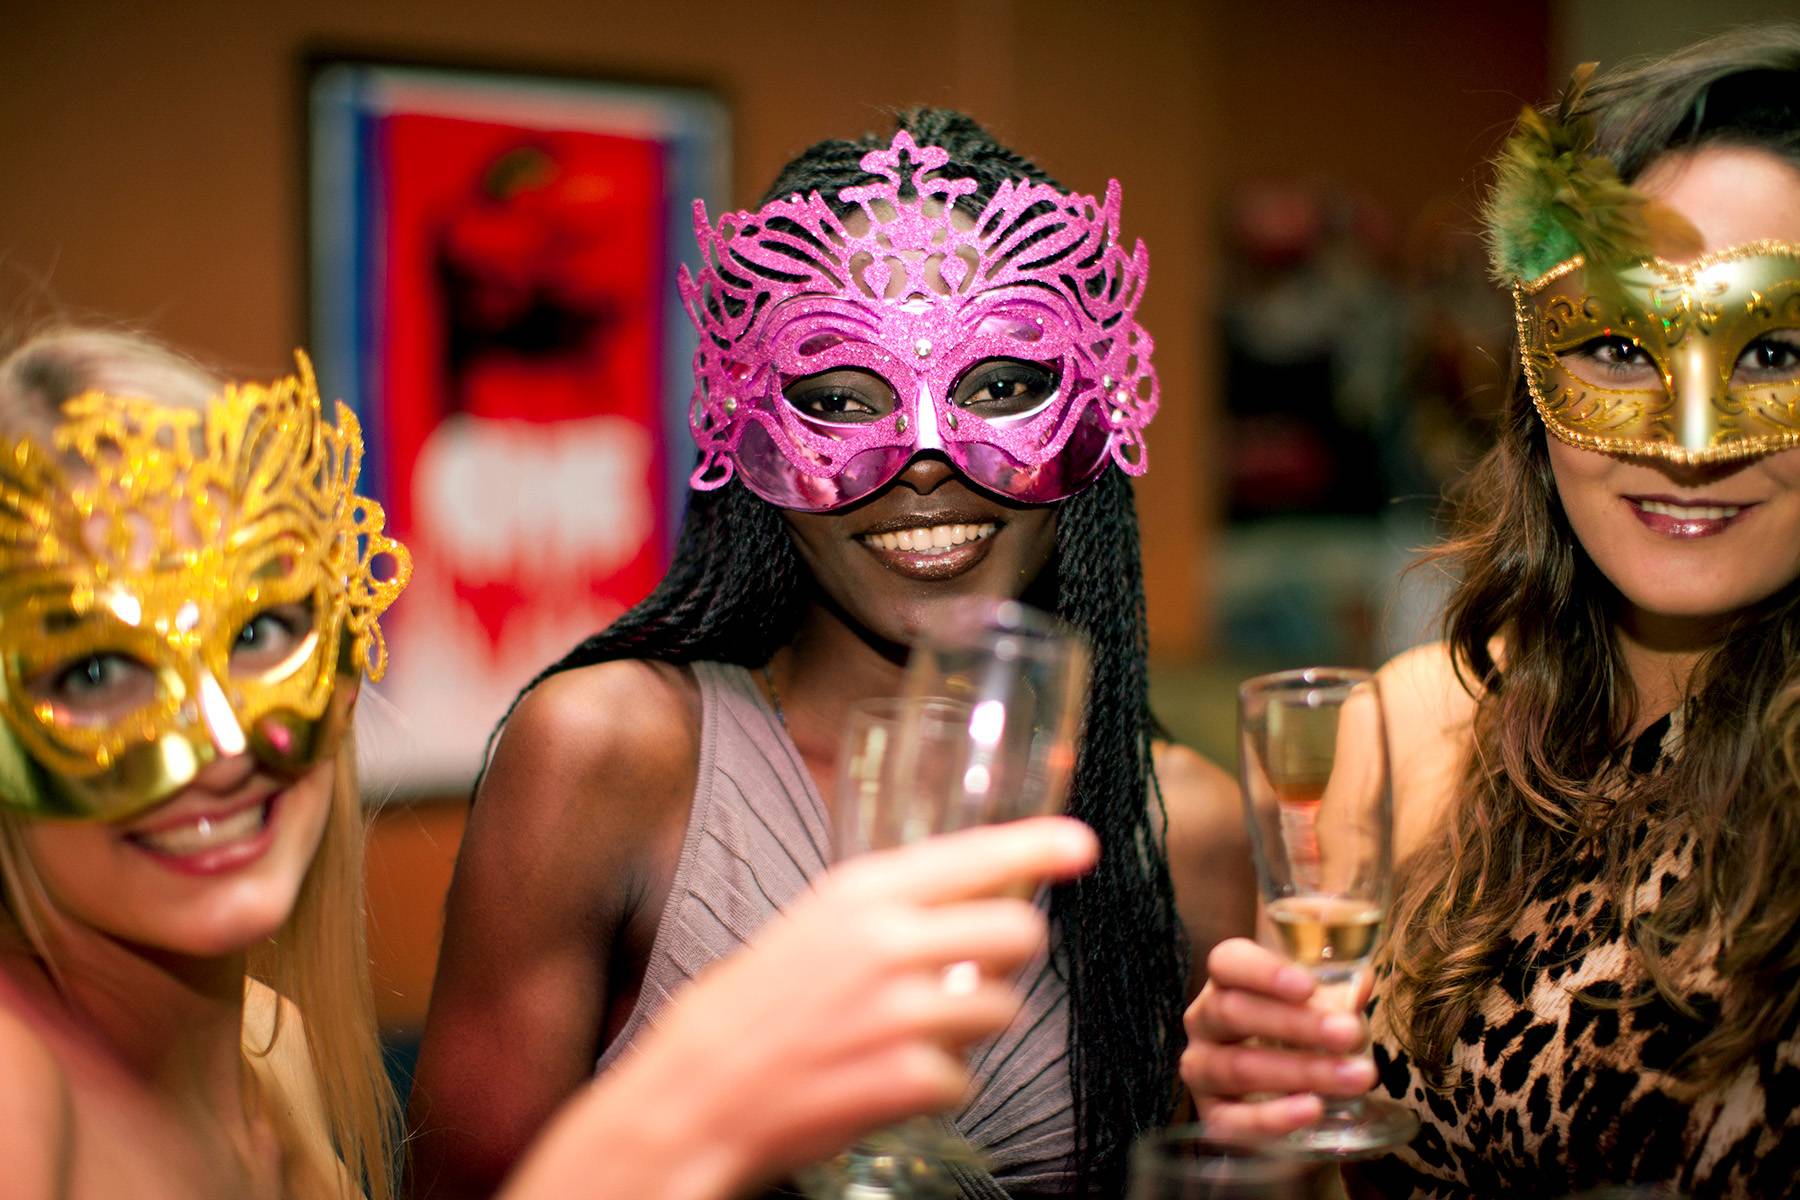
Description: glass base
xmin=1278 ymin=1096 xmax=1419 ymax=1161
xmin=794 ymin=1119 xmax=981 ymax=1200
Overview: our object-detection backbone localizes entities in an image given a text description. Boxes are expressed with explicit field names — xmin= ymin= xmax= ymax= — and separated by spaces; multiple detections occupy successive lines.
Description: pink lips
xmin=1625 ymin=494 xmax=1759 ymax=539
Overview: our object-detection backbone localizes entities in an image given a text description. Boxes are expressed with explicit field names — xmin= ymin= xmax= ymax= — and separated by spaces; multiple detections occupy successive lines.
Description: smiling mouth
xmin=858 ymin=522 xmax=998 ymax=554
xmin=1625 ymin=494 xmax=1759 ymax=538
xmin=127 ymin=796 xmax=275 ymax=858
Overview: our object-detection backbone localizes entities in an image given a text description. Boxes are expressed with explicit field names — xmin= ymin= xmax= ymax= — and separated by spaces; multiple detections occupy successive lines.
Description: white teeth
xmin=1638 ymin=500 xmax=1741 ymax=520
xmin=134 ymin=803 xmax=268 ymax=857
xmin=862 ymin=523 xmax=998 ymax=554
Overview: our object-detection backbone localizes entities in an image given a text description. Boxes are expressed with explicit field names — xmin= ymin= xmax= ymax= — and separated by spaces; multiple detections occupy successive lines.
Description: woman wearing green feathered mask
xmin=1184 ymin=27 xmax=1800 ymax=1197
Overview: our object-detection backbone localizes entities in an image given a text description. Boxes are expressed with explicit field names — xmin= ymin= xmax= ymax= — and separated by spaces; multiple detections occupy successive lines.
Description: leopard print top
xmin=1355 ymin=712 xmax=1800 ymax=1198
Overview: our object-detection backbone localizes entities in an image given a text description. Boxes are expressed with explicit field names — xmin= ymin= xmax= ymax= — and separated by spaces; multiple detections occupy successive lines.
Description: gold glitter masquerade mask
xmin=1483 ymin=64 xmax=1800 ymax=463
xmin=1517 ymin=242 xmax=1800 ymax=463
xmin=0 ymin=352 xmax=410 ymax=820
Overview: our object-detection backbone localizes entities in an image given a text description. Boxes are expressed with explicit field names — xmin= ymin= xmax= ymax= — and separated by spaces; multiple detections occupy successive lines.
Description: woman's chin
xmin=127 ymin=887 xmax=304 ymax=960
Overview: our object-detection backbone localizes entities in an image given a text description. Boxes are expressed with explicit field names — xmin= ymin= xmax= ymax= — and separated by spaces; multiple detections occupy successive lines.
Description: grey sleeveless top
xmin=596 ymin=660 xmax=1077 ymax=1195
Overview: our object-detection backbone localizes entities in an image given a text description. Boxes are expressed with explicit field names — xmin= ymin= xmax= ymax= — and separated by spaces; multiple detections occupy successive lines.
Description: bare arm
xmin=1177 ymin=643 xmax=1476 ymax=1133
xmin=406 ymin=662 xmax=697 ymax=1200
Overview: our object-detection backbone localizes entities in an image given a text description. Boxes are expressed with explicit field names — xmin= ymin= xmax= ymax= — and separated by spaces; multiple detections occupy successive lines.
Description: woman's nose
xmin=895 ymin=452 xmax=957 ymax=493
xmin=185 ymin=744 xmax=258 ymax=794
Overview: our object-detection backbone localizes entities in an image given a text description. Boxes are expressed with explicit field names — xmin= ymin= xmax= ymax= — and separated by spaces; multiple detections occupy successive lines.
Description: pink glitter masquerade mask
xmin=680 ymin=132 xmax=1157 ymax=512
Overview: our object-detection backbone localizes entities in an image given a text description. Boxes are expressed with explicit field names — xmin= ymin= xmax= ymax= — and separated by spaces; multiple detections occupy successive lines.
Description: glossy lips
xmin=856 ymin=513 xmax=1004 ymax=581
xmin=1625 ymin=494 xmax=1758 ymax=538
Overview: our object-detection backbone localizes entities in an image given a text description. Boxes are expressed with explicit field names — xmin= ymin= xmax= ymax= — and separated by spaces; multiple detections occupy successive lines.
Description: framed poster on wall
xmin=308 ymin=59 xmax=727 ymax=792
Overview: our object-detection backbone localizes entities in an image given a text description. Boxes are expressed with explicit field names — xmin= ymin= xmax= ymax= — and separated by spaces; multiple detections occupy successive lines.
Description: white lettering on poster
xmin=414 ymin=414 xmax=654 ymax=580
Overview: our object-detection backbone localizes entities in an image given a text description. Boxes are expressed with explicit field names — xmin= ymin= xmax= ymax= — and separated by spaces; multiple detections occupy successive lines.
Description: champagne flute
xmin=892 ymin=598 xmax=1089 ymax=838
xmin=1237 ymin=667 xmax=1417 ymax=1157
xmin=800 ymin=600 xmax=1089 ymax=1199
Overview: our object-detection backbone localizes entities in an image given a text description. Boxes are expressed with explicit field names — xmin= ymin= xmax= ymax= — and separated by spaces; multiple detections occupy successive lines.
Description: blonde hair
xmin=0 ymin=327 xmax=398 ymax=1200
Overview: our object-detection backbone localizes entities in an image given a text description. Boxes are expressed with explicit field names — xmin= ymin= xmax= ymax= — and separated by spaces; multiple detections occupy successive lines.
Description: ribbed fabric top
xmin=597 ymin=660 xmax=1076 ymax=1195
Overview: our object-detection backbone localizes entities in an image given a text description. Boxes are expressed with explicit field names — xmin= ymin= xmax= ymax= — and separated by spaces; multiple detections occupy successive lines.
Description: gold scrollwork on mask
xmin=0 ymin=351 xmax=410 ymax=820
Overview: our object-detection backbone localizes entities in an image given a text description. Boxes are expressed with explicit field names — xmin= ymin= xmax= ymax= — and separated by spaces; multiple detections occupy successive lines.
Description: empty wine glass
xmin=1237 ymin=667 xmax=1417 ymax=1158
xmin=799 ymin=600 xmax=1089 ymax=1199
xmin=892 ymin=597 xmax=1089 ymax=834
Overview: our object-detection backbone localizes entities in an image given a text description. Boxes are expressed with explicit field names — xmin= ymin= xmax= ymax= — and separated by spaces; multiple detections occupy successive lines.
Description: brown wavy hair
xmin=1384 ymin=26 xmax=1800 ymax=1089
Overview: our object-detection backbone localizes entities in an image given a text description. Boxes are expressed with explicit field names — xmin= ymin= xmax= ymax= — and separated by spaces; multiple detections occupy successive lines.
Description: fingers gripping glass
xmin=1237 ymin=668 xmax=1418 ymax=1159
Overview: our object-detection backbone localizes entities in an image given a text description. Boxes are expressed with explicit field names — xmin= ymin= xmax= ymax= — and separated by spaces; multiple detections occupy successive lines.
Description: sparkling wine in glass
xmin=1238 ymin=667 xmax=1418 ymax=1157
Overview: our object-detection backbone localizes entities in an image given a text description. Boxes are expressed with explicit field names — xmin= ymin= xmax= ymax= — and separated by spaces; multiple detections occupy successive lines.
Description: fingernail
xmin=1277 ymin=1093 xmax=1321 ymax=1120
xmin=1333 ymin=1057 xmax=1375 ymax=1087
xmin=1321 ymin=1013 xmax=1362 ymax=1042
xmin=1275 ymin=965 xmax=1313 ymax=995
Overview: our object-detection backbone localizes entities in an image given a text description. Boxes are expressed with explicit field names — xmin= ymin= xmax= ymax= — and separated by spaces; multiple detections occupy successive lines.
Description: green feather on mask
xmin=1483 ymin=62 xmax=1657 ymax=285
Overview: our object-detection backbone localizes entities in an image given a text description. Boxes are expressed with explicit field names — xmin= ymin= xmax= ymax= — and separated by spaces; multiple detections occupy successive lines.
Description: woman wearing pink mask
xmin=410 ymin=110 xmax=1249 ymax=1198
xmin=0 ymin=327 xmax=1101 ymax=1200
xmin=1183 ymin=29 xmax=1800 ymax=1197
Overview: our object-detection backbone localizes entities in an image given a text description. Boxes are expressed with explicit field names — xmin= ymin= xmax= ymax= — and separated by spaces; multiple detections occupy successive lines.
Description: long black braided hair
xmin=510 ymin=108 xmax=1187 ymax=1194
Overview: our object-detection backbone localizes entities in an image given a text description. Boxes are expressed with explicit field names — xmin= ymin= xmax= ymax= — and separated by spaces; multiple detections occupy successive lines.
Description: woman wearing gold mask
xmin=1182 ymin=29 xmax=1800 ymax=1197
xmin=0 ymin=328 xmax=1096 ymax=1200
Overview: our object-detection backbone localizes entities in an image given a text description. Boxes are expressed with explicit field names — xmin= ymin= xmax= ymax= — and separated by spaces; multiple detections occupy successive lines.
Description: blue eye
xmin=57 ymin=654 xmax=137 ymax=696
xmin=30 ymin=652 xmax=157 ymax=726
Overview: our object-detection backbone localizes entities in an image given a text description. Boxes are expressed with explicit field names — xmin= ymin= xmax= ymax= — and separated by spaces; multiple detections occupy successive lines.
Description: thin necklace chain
xmin=759 ymin=660 xmax=788 ymax=727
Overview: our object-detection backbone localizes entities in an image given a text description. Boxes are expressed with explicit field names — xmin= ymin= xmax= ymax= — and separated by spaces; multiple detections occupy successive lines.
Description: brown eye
xmin=782 ymin=368 xmax=897 ymax=424
xmin=1732 ymin=334 xmax=1800 ymax=385
xmin=1561 ymin=335 xmax=1661 ymax=388
xmin=952 ymin=359 xmax=1058 ymax=418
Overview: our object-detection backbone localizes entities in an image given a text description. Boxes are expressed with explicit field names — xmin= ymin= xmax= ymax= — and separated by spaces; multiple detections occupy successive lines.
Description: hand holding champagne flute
xmin=1179 ymin=668 xmax=1417 ymax=1157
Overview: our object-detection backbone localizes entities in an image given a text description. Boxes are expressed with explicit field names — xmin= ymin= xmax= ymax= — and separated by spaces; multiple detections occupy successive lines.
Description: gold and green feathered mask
xmin=1488 ymin=65 xmax=1800 ymax=464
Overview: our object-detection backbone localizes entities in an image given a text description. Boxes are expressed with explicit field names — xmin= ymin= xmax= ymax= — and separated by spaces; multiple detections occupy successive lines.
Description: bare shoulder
xmin=485 ymin=659 xmax=700 ymax=802
xmin=0 ymin=995 xmax=72 ymax=1198
xmin=1377 ymin=642 xmax=1478 ymax=861
xmin=474 ymin=658 xmax=701 ymax=865
xmin=1154 ymin=742 xmax=1240 ymax=854
xmin=1153 ymin=742 xmax=1255 ymax=996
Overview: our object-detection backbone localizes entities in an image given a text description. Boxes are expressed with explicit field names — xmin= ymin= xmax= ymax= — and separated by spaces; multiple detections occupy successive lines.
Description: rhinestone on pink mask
xmin=679 ymin=131 xmax=1156 ymax=509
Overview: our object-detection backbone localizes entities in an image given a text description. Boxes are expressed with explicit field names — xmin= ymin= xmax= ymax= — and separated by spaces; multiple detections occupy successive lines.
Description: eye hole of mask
xmin=1558 ymin=335 xmax=1663 ymax=390
xmin=1731 ymin=331 xmax=1800 ymax=387
xmin=951 ymin=358 xmax=1059 ymax=420
xmin=230 ymin=601 xmax=316 ymax=677
xmin=29 ymin=652 xmax=159 ymax=728
xmin=781 ymin=368 xmax=898 ymax=425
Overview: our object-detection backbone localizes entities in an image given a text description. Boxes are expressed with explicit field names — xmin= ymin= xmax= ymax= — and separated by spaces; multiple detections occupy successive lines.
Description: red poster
xmin=310 ymin=65 xmax=726 ymax=789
